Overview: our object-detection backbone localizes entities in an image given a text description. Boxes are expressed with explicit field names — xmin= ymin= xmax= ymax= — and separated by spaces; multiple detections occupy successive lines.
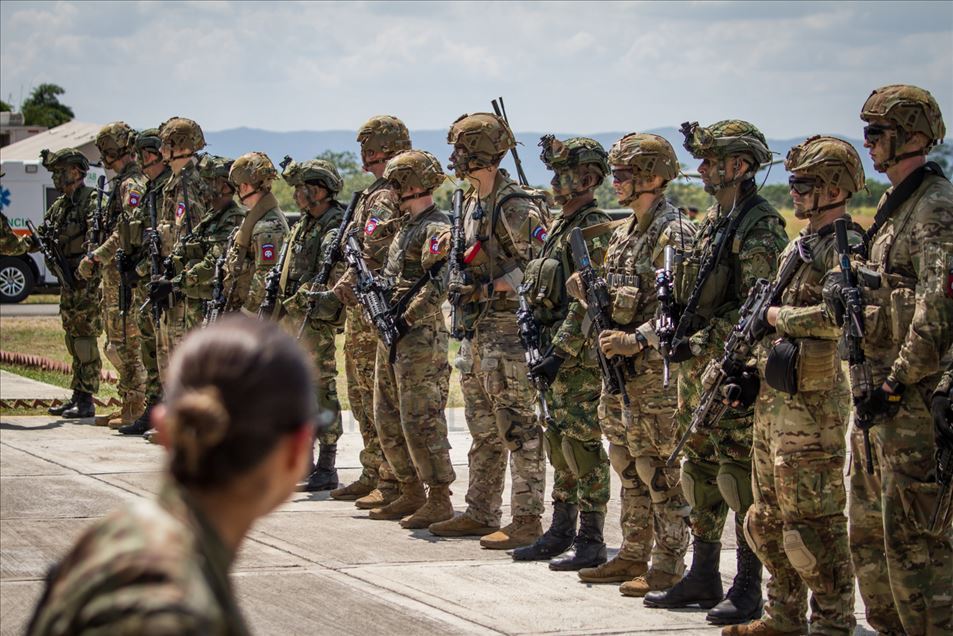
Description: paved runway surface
xmin=1 ymin=408 xmax=875 ymax=635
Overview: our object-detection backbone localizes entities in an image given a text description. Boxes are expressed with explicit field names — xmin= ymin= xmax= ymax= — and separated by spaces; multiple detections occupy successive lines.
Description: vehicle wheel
xmin=0 ymin=257 xmax=35 ymax=303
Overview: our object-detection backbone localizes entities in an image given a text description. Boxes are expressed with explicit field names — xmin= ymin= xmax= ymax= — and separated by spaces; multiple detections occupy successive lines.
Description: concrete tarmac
xmin=0 ymin=303 xmax=58 ymax=317
xmin=0 ymin=410 xmax=875 ymax=635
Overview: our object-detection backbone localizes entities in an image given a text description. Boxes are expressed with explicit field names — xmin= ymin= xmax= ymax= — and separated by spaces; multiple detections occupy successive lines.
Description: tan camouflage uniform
xmin=599 ymin=196 xmax=695 ymax=576
xmin=27 ymin=481 xmax=250 ymax=636
xmin=221 ymin=191 xmax=288 ymax=314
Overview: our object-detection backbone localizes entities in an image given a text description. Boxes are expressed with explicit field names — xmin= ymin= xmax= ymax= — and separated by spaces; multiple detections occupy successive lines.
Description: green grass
xmin=22 ymin=293 xmax=61 ymax=305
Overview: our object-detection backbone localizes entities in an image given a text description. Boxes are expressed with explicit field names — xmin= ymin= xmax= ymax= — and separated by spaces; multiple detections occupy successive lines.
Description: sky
xmin=2 ymin=1 xmax=951 ymax=139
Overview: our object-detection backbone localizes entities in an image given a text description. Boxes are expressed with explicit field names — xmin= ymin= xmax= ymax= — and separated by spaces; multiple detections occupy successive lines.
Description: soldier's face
xmin=611 ymin=166 xmax=634 ymax=203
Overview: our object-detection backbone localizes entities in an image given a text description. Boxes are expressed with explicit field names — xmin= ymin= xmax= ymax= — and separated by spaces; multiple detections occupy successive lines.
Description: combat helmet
xmin=356 ymin=116 xmax=411 ymax=170
xmin=861 ymin=84 xmax=946 ymax=170
xmin=608 ymin=133 xmax=680 ymax=181
xmin=229 ymin=152 xmax=277 ymax=191
xmin=159 ymin=117 xmax=206 ymax=155
xmin=681 ymin=119 xmax=771 ymax=193
xmin=383 ymin=150 xmax=445 ymax=198
xmin=539 ymin=136 xmax=609 ymax=204
xmin=447 ymin=113 xmax=516 ymax=177
xmin=95 ymin=121 xmax=137 ymax=160
xmin=785 ymin=136 xmax=865 ymax=217
xmin=134 ymin=128 xmax=164 ymax=170
xmin=40 ymin=148 xmax=89 ymax=172
xmin=280 ymin=156 xmax=344 ymax=195
xmin=197 ymin=154 xmax=234 ymax=181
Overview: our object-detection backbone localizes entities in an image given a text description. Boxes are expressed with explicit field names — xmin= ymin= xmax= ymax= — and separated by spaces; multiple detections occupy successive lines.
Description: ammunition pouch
xmin=523 ymin=257 xmax=565 ymax=312
xmin=765 ymin=337 xmax=799 ymax=395
xmin=610 ymin=284 xmax=641 ymax=326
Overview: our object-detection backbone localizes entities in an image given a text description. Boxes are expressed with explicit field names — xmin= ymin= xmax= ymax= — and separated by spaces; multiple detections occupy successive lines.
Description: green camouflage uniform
xmin=222 ymin=192 xmax=288 ymax=315
xmin=0 ymin=212 xmax=33 ymax=255
xmin=527 ymin=201 xmax=611 ymax=514
xmin=599 ymin=196 xmax=695 ymax=575
xmin=27 ymin=481 xmax=250 ymax=635
xmin=39 ymin=187 xmax=103 ymax=394
xmin=345 ymin=179 xmax=402 ymax=490
xmin=91 ymin=161 xmax=147 ymax=410
xmin=156 ymin=161 xmax=208 ymax=375
xmin=279 ymin=200 xmax=346 ymax=447
xmin=373 ymin=205 xmax=455 ymax=486
xmin=131 ymin=166 xmax=171 ymax=405
xmin=173 ymin=200 xmax=244 ymax=311
xmin=746 ymin=223 xmax=861 ymax=635
xmin=457 ymin=171 xmax=548 ymax=524
xmin=847 ymin=166 xmax=953 ymax=635
xmin=674 ymin=187 xmax=787 ymax=543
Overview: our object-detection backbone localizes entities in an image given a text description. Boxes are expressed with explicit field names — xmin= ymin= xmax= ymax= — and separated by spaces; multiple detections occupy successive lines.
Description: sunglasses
xmin=863 ymin=124 xmax=895 ymax=143
xmin=788 ymin=176 xmax=819 ymax=195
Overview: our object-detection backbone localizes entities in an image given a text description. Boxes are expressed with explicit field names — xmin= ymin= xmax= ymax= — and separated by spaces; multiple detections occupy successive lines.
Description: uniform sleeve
xmin=495 ymin=197 xmax=547 ymax=291
xmin=242 ymin=221 xmax=286 ymax=313
xmin=357 ymin=189 xmax=402 ymax=270
xmin=404 ymin=221 xmax=450 ymax=325
xmin=694 ymin=217 xmax=786 ymax=360
xmin=890 ymin=194 xmax=953 ymax=385
xmin=181 ymin=221 xmax=242 ymax=299
xmin=551 ymin=223 xmax=610 ymax=359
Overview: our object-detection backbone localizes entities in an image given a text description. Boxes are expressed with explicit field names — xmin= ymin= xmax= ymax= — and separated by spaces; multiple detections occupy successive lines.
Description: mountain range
xmin=204 ymin=127 xmax=887 ymax=186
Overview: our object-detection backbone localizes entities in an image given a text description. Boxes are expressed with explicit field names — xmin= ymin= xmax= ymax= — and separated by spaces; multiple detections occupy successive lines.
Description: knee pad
xmin=560 ymin=436 xmax=605 ymax=479
xmin=73 ymin=337 xmax=100 ymax=365
xmin=742 ymin=505 xmax=767 ymax=557
xmin=716 ymin=462 xmax=753 ymax=513
xmin=496 ymin=408 xmax=538 ymax=452
xmin=543 ymin=427 xmax=570 ymax=472
xmin=680 ymin=461 xmax=722 ymax=511
xmin=608 ymin=444 xmax=638 ymax=489
xmin=782 ymin=528 xmax=818 ymax=575
xmin=635 ymin=456 xmax=670 ymax=504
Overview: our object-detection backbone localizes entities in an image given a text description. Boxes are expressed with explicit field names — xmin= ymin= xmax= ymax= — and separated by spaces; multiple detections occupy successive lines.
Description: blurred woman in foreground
xmin=28 ymin=315 xmax=316 ymax=635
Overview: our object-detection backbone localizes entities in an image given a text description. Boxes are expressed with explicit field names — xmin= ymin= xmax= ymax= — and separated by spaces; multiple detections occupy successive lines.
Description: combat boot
xmin=355 ymin=481 xmax=400 ymax=509
xmin=108 ymin=394 xmax=144 ymax=429
xmin=368 ymin=480 xmax=426 ymax=520
xmin=480 ymin=515 xmax=543 ymax=550
xmin=721 ymin=619 xmax=803 ymax=635
xmin=119 ymin=403 xmax=155 ymax=436
xmin=706 ymin=537 xmax=763 ymax=625
xmin=578 ymin=556 xmax=647 ymax=584
xmin=62 ymin=392 xmax=95 ymax=419
xmin=643 ymin=539 xmax=723 ymax=609
xmin=49 ymin=391 xmax=78 ymax=416
xmin=297 ymin=444 xmax=339 ymax=492
xmin=510 ymin=502 xmax=576 ymax=558
xmin=429 ymin=511 xmax=500 ymax=537
xmin=400 ymin=484 xmax=454 ymax=529
xmin=330 ymin=479 xmax=376 ymax=501
xmin=619 ymin=568 xmax=683 ymax=597
xmin=549 ymin=511 xmax=607 ymax=571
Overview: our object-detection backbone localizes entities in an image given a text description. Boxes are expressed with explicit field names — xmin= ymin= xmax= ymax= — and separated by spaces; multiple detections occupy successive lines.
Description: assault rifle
xmin=295 ymin=190 xmax=362 ymax=338
xmin=932 ymin=391 xmax=953 ymax=533
xmin=833 ymin=219 xmax=874 ymax=475
xmin=180 ymin=167 xmax=195 ymax=240
xmin=447 ymin=188 xmax=468 ymax=339
xmin=258 ymin=239 xmax=290 ymax=319
xmin=88 ymin=175 xmax=107 ymax=253
xmin=655 ymin=245 xmax=676 ymax=388
xmin=516 ymin=283 xmax=555 ymax=427
xmin=568 ymin=227 xmax=631 ymax=415
xmin=27 ymin=219 xmax=75 ymax=291
xmin=203 ymin=228 xmax=238 ymax=328
xmin=140 ymin=189 xmax=172 ymax=322
xmin=116 ymin=248 xmax=130 ymax=345
xmin=343 ymin=235 xmax=398 ymax=351
xmin=491 ymin=97 xmax=529 ymax=187
xmin=667 ymin=247 xmax=806 ymax=466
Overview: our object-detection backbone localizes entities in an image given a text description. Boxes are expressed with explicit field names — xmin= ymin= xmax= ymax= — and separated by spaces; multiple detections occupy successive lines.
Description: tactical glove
xmin=722 ymin=366 xmax=761 ymax=408
xmin=530 ymin=348 xmax=566 ymax=386
xmin=855 ymin=384 xmax=905 ymax=428
xmin=599 ymin=330 xmax=641 ymax=358
xmin=149 ymin=278 xmax=174 ymax=304
xmin=669 ymin=339 xmax=694 ymax=363
xmin=932 ymin=393 xmax=953 ymax=444
xmin=121 ymin=267 xmax=142 ymax=288
xmin=76 ymin=256 xmax=96 ymax=281
xmin=565 ymin=272 xmax=587 ymax=303
xmin=822 ymin=276 xmax=847 ymax=327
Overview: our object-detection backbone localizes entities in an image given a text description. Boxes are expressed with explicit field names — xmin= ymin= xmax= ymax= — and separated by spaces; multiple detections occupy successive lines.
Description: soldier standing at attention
xmin=221 ymin=152 xmax=288 ymax=314
xmin=644 ymin=121 xmax=788 ymax=627
xmin=509 ymin=136 xmax=612 ymax=570
xmin=571 ymin=133 xmax=696 ymax=596
xmin=147 ymin=117 xmax=209 ymax=377
xmin=35 ymin=149 xmax=103 ymax=420
xmin=364 ymin=150 xmax=456 ymax=528
xmin=275 ymin=158 xmax=348 ymax=492
xmin=724 ymin=136 xmax=865 ymax=636
xmin=824 ymin=84 xmax=952 ymax=636
xmin=328 ymin=116 xmax=410 ymax=508
xmin=428 ymin=113 xmax=548 ymax=550
xmin=27 ymin=316 xmax=317 ymax=636
xmin=77 ymin=122 xmax=147 ymax=429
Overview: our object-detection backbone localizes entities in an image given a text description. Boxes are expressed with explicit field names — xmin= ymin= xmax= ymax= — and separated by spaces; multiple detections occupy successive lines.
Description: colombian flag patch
xmin=532 ymin=226 xmax=548 ymax=243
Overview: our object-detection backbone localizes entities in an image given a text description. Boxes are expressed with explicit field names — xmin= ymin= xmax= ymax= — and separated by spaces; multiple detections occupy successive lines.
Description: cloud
xmin=1 ymin=0 xmax=950 ymax=139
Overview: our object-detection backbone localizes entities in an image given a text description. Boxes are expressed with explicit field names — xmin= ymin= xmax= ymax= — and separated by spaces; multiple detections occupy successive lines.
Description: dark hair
xmin=163 ymin=315 xmax=315 ymax=488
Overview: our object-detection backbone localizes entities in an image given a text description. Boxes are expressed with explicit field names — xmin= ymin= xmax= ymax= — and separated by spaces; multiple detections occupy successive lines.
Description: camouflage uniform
xmin=27 ymin=481 xmax=251 ymax=635
xmin=843 ymin=85 xmax=953 ymax=636
xmin=460 ymin=170 xmax=549 ymax=525
xmin=599 ymin=195 xmax=696 ymax=577
xmin=91 ymin=158 xmax=147 ymax=419
xmin=38 ymin=177 xmax=103 ymax=396
xmin=0 ymin=212 xmax=33 ymax=255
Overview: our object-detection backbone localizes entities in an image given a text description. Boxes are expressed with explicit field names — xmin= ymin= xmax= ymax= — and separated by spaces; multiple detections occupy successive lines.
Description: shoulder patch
xmin=176 ymin=202 xmax=186 ymax=219
xmin=128 ymin=190 xmax=142 ymax=208
xmin=365 ymin=217 xmax=380 ymax=235
xmin=430 ymin=236 xmax=441 ymax=254
xmin=532 ymin=225 xmax=548 ymax=243
xmin=261 ymin=243 xmax=276 ymax=262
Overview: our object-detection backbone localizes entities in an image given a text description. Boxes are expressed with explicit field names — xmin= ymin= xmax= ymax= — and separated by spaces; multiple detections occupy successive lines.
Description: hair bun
xmin=167 ymin=387 xmax=230 ymax=477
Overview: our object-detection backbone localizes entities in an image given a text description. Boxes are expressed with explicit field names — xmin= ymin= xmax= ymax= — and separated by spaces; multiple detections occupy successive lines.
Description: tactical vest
xmin=48 ymin=186 xmax=96 ymax=266
xmin=281 ymin=202 xmax=345 ymax=298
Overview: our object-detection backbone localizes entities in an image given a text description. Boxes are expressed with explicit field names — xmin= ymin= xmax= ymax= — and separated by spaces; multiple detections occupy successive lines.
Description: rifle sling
xmin=391 ymin=259 xmax=447 ymax=320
